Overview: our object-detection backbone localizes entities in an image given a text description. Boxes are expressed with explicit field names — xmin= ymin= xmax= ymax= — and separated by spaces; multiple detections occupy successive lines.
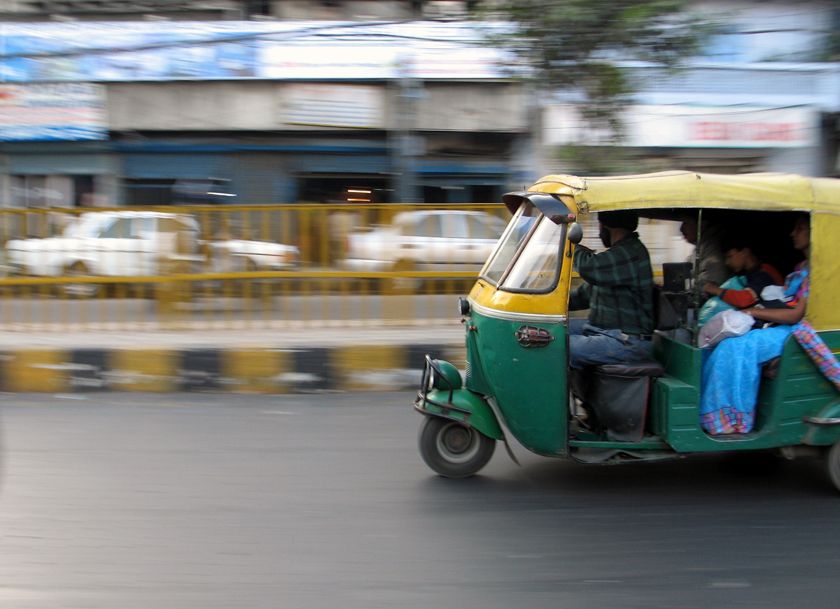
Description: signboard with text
xmin=0 ymin=82 xmax=107 ymax=141
xmin=0 ymin=21 xmax=517 ymax=83
xmin=281 ymin=83 xmax=385 ymax=128
xmin=546 ymin=104 xmax=817 ymax=148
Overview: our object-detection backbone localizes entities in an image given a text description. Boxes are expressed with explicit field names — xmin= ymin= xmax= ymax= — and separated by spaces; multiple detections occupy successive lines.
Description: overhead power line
xmin=0 ymin=20 xmax=498 ymax=61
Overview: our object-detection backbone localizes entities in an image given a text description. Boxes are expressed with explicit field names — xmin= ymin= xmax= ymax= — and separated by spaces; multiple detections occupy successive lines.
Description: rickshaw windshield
xmin=499 ymin=216 xmax=565 ymax=292
xmin=479 ymin=202 xmax=539 ymax=285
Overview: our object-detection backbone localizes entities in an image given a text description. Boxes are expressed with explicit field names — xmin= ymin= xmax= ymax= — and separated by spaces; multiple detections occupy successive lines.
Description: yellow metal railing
xmin=0 ymin=204 xmax=507 ymax=330
xmin=0 ymin=204 xmax=686 ymax=331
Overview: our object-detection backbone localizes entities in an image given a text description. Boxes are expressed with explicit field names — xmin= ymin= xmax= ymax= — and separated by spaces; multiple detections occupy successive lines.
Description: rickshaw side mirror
xmin=567 ymin=222 xmax=583 ymax=245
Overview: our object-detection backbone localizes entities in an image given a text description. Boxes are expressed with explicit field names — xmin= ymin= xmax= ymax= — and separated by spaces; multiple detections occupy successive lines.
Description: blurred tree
xmin=817 ymin=1 xmax=840 ymax=60
xmin=554 ymin=144 xmax=650 ymax=175
xmin=481 ymin=0 xmax=710 ymax=146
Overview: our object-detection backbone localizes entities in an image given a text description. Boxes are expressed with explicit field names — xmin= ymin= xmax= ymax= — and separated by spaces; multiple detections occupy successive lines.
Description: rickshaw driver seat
xmin=571 ymin=360 xmax=665 ymax=442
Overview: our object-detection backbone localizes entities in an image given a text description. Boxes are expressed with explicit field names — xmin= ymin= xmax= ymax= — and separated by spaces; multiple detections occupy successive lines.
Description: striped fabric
xmin=570 ymin=233 xmax=655 ymax=335
xmin=792 ymin=320 xmax=840 ymax=392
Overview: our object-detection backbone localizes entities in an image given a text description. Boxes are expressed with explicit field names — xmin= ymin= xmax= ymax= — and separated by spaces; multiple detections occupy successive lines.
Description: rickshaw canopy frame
xmin=504 ymin=171 xmax=840 ymax=331
xmin=528 ymin=170 xmax=840 ymax=214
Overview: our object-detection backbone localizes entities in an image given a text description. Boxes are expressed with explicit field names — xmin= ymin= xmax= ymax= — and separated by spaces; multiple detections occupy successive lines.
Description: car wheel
xmin=63 ymin=262 xmax=100 ymax=299
xmin=386 ymin=259 xmax=420 ymax=294
xmin=418 ymin=417 xmax=495 ymax=478
xmin=240 ymin=258 xmax=262 ymax=296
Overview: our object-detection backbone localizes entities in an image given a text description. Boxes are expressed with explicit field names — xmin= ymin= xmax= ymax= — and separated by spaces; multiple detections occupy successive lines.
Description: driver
xmin=568 ymin=210 xmax=655 ymax=369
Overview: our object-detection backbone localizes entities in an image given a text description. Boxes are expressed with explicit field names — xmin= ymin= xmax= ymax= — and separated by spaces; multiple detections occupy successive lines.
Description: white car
xmin=6 ymin=210 xmax=300 ymax=278
xmin=6 ymin=211 xmax=204 ymax=278
xmin=206 ymin=239 xmax=300 ymax=272
xmin=341 ymin=210 xmax=506 ymax=285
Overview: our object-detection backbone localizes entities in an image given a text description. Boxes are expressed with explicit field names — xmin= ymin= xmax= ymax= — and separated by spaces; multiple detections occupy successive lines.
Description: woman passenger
xmin=699 ymin=214 xmax=810 ymax=435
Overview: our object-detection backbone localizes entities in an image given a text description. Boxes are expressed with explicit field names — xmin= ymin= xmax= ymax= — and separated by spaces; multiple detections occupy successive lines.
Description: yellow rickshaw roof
xmin=529 ymin=171 xmax=840 ymax=214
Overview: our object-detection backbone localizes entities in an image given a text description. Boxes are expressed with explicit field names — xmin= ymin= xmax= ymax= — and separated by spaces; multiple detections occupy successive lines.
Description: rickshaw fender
xmin=802 ymin=399 xmax=840 ymax=446
xmin=416 ymin=388 xmax=504 ymax=441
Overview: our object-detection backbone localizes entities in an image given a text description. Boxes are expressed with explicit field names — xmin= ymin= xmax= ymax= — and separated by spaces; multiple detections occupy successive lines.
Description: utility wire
xmin=0 ymin=19 xmax=498 ymax=61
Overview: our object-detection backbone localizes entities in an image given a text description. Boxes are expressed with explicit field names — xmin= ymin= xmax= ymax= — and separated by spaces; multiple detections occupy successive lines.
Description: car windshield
xmin=479 ymin=202 xmax=539 ymax=285
xmin=62 ymin=214 xmax=111 ymax=238
xmin=499 ymin=217 xmax=566 ymax=292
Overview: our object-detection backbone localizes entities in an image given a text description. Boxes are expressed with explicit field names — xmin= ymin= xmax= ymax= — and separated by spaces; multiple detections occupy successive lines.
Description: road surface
xmin=0 ymin=392 xmax=837 ymax=609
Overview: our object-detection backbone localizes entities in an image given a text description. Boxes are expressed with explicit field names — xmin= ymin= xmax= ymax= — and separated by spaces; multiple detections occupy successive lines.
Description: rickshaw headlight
xmin=430 ymin=359 xmax=462 ymax=391
xmin=458 ymin=296 xmax=470 ymax=316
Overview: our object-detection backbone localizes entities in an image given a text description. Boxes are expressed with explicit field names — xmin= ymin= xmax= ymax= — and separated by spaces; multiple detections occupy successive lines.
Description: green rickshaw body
xmin=465 ymin=307 xmax=569 ymax=457
xmin=653 ymin=330 xmax=840 ymax=452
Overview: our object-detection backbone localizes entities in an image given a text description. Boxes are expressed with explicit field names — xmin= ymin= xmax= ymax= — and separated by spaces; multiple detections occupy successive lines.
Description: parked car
xmin=206 ymin=238 xmax=300 ymax=273
xmin=5 ymin=210 xmax=299 ymax=295
xmin=6 ymin=211 xmax=204 ymax=279
xmin=340 ymin=209 xmax=506 ymax=291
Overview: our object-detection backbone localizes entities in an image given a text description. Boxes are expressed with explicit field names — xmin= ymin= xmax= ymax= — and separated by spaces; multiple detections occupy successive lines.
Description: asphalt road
xmin=0 ymin=392 xmax=838 ymax=609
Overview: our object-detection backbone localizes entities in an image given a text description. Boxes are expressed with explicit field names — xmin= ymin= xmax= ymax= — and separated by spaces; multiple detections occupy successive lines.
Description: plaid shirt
xmin=569 ymin=232 xmax=654 ymax=335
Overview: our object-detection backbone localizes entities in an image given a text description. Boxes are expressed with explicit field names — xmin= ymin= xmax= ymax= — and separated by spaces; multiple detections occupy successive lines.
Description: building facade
xmin=0 ymin=0 xmax=838 ymax=208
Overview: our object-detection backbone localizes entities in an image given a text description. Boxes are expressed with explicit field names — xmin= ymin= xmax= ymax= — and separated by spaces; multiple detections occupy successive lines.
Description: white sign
xmin=546 ymin=104 xmax=817 ymax=148
xmin=280 ymin=83 xmax=385 ymax=129
xmin=408 ymin=45 xmax=518 ymax=80
xmin=260 ymin=45 xmax=400 ymax=80
xmin=1 ymin=21 xmax=518 ymax=83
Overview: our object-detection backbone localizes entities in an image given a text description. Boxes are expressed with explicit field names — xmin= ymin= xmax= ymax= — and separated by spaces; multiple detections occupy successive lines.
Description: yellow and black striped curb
xmin=0 ymin=345 xmax=467 ymax=393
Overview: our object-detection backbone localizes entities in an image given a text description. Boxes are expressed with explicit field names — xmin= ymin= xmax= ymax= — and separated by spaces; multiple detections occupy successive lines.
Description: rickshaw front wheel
xmin=418 ymin=417 xmax=495 ymax=478
xmin=824 ymin=440 xmax=840 ymax=493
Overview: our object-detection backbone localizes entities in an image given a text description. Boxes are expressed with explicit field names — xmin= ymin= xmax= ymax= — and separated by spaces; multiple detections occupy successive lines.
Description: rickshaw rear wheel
xmin=824 ymin=440 xmax=840 ymax=493
xmin=418 ymin=417 xmax=495 ymax=478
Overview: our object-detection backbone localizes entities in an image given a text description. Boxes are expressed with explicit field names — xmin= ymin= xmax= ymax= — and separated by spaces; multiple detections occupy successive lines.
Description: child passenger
xmin=702 ymin=236 xmax=783 ymax=309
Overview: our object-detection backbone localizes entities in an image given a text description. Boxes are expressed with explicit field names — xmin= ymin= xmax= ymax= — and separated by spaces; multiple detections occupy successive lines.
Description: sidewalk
xmin=0 ymin=323 xmax=468 ymax=394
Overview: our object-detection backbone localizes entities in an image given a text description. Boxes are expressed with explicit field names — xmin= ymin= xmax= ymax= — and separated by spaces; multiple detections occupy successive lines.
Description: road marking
xmin=709 ymin=581 xmax=752 ymax=589
xmin=506 ymin=554 xmax=544 ymax=559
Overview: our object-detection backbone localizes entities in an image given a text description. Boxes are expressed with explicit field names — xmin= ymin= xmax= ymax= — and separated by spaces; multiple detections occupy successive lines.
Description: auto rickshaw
xmin=414 ymin=171 xmax=840 ymax=491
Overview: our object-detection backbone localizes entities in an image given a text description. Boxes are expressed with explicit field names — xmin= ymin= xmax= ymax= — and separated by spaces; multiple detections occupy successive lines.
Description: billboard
xmin=545 ymin=104 xmax=817 ymax=148
xmin=281 ymin=84 xmax=385 ymax=129
xmin=0 ymin=83 xmax=107 ymax=141
xmin=0 ymin=21 xmax=518 ymax=83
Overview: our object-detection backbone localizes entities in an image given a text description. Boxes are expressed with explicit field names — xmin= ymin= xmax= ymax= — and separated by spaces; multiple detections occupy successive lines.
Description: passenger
xmin=679 ymin=212 xmax=728 ymax=289
xmin=699 ymin=214 xmax=810 ymax=435
xmin=702 ymin=236 xmax=784 ymax=310
xmin=568 ymin=210 xmax=655 ymax=369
